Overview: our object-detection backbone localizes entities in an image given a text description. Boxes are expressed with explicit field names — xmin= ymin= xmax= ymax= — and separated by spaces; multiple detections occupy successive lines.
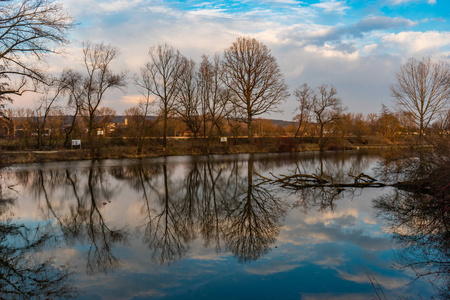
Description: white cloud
xmin=254 ymin=0 xmax=301 ymax=4
xmin=304 ymin=44 xmax=359 ymax=59
xmin=381 ymin=31 xmax=450 ymax=56
xmin=98 ymin=0 xmax=144 ymax=12
xmin=362 ymin=43 xmax=379 ymax=54
xmin=387 ymin=0 xmax=436 ymax=5
xmin=315 ymin=255 xmax=346 ymax=267
xmin=188 ymin=8 xmax=233 ymax=19
xmin=337 ymin=270 xmax=410 ymax=290
xmin=245 ymin=263 xmax=301 ymax=275
xmin=312 ymin=0 xmax=350 ymax=14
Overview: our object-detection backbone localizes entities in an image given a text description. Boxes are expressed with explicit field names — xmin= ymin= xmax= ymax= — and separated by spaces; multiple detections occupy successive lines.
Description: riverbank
xmin=0 ymin=136 xmax=395 ymax=165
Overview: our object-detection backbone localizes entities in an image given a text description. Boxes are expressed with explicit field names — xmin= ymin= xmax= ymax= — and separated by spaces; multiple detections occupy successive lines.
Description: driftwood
xmin=257 ymin=171 xmax=443 ymax=197
xmin=257 ymin=172 xmax=388 ymax=190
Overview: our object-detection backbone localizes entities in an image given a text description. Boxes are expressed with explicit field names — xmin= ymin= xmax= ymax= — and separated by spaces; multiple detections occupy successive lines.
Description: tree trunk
xmin=163 ymin=110 xmax=168 ymax=149
xmin=137 ymin=116 xmax=145 ymax=155
xmin=247 ymin=114 xmax=253 ymax=143
xmin=88 ymin=114 xmax=95 ymax=158
xmin=319 ymin=123 xmax=325 ymax=151
xmin=64 ymin=111 xmax=78 ymax=148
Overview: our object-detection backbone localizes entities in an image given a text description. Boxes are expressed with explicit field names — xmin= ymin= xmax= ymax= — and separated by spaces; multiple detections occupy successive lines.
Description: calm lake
xmin=0 ymin=151 xmax=441 ymax=299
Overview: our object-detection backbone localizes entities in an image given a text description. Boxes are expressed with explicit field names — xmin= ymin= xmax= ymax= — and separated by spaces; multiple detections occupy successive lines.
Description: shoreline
xmin=0 ymin=142 xmax=393 ymax=166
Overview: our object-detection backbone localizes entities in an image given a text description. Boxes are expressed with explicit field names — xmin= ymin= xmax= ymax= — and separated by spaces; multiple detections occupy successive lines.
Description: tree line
xmin=1 ymin=0 xmax=449 ymax=158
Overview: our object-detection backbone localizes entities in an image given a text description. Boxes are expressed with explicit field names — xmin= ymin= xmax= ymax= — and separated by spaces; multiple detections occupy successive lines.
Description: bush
xmin=277 ymin=137 xmax=296 ymax=152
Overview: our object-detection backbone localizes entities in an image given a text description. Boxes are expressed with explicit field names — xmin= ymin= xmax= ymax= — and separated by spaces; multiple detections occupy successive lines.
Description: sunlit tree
xmin=222 ymin=36 xmax=289 ymax=142
xmin=391 ymin=57 xmax=450 ymax=137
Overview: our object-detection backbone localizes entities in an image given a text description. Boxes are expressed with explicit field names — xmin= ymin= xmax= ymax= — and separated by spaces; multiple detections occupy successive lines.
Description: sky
xmin=11 ymin=0 xmax=450 ymax=121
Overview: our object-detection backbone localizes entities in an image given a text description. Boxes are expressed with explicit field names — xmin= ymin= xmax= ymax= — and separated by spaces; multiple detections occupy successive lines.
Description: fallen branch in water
xmin=257 ymin=172 xmax=387 ymax=190
xmin=256 ymin=171 xmax=446 ymax=197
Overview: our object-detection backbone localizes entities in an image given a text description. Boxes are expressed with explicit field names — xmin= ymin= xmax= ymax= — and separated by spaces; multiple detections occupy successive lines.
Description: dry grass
xmin=0 ymin=136 xmax=387 ymax=164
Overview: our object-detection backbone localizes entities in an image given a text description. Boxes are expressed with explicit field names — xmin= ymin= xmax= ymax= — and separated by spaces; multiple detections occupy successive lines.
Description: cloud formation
xmin=312 ymin=0 xmax=350 ymax=14
xmin=9 ymin=0 xmax=450 ymax=119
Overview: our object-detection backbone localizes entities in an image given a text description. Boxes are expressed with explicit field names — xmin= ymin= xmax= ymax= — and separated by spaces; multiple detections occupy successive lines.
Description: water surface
xmin=0 ymin=152 xmax=438 ymax=299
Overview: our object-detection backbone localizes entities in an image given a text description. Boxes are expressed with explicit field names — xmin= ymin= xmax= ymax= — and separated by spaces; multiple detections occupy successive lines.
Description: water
xmin=0 ymin=151 xmax=440 ymax=299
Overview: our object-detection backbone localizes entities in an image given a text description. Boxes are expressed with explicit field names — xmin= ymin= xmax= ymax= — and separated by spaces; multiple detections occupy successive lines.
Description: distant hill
xmin=270 ymin=119 xmax=296 ymax=127
xmin=10 ymin=115 xmax=296 ymax=127
xmin=114 ymin=116 xmax=296 ymax=126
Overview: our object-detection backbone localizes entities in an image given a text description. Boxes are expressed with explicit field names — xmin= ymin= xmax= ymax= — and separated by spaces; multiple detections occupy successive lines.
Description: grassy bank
xmin=0 ymin=136 xmax=393 ymax=165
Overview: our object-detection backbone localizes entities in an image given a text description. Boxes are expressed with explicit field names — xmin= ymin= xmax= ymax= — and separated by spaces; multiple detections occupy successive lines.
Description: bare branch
xmin=222 ymin=36 xmax=289 ymax=142
xmin=391 ymin=57 xmax=450 ymax=137
xmin=0 ymin=0 xmax=74 ymax=103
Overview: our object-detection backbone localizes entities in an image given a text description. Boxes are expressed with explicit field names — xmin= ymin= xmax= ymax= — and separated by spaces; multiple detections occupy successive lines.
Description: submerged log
xmin=349 ymin=173 xmax=377 ymax=184
xmin=257 ymin=172 xmax=387 ymax=190
xmin=257 ymin=171 xmax=444 ymax=198
xmin=269 ymin=172 xmax=329 ymax=184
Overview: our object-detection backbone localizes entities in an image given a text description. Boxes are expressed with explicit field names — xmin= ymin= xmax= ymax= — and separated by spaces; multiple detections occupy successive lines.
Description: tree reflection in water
xmin=4 ymin=151 xmax=450 ymax=298
xmin=142 ymin=164 xmax=194 ymax=265
xmin=373 ymin=137 xmax=450 ymax=299
xmin=124 ymin=156 xmax=288 ymax=264
xmin=84 ymin=166 xmax=128 ymax=274
xmin=3 ymin=152 xmax=404 ymax=296
xmin=223 ymin=155 xmax=288 ymax=263
xmin=195 ymin=160 xmax=227 ymax=253
xmin=5 ymin=153 xmax=377 ymax=270
xmin=0 ymin=182 xmax=78 ymax=298
xmin=374 ymin=189 xmax=449 ymax=299
xmin=26 ymin=164 xmax=129 ymax=275
xmin=261 ymin=150 xmax=449 ymax=298
xmin=276 ymin=152 xmax=373 ymax=213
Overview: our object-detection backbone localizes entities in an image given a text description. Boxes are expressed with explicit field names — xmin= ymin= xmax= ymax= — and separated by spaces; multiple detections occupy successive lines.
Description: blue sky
xmin=13 ymin=0 xmax=450 ymax=120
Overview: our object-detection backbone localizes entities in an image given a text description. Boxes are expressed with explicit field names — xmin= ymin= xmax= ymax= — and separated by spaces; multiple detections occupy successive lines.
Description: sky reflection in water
xmin=0 ymin=152 xmax=438 ymax=299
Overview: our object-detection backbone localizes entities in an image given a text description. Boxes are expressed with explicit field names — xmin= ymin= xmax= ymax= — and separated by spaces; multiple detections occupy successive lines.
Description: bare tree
xmin=59 ymin=69 xmax=84 ymax=147
xmin=133 ymin=70 xmax=159 ymax=154
xmin=79 ymin=42 xmax=126 ymax=157
xmin=34 ymin=77 xmax=68 ymax=150
xmin=140 ymin=44 xmax=185 ymax=148
xmin=175 ymin=57 xmax=202 ymax=138
xmin=0 ymin=0 xmax=73 ymax=109
xmin=95 ymin=106 xmax=116 ymax=137
xmin=124 ymin=106 xmax=154 ymax=152
xmin=433 ymin=109 xmax=450 ymax=134
xmin=312 ymin=85 xmax=345 ymax=151
xmin=378 ymin=104 xmax=400 ymax=141
xmin=293 ymin=83 xmax=314 ymax=138
xmin=199 ymin=54 xmax=230 ymax=139
xmin=15 ymin=107 xmax=35 ymax=148
xmin=222 ymin=36 xmax=289 ymax=142
xmin=391 ymin=57 xmax=450 ymax=137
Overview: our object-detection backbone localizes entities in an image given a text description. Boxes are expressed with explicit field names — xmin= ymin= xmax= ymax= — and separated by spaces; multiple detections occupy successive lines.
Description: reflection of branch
xmin=265 ymin=168 xmax=392 ymax=213
xmin=85 ymin=167 xmax=126 ymax=274
xmin=141 ymin=164 xmax=192 ymax=265
xmin=268 ymin=172 xmax=387 ymax=189
xmin=224 ymin=157 xmax=288 ymax=263
xmin=31 ymin=165 xmax=129 ymax=275
xmin=0 ymin=179 xmax=17 ymax=216
xmin=374 ymin=190 xmax=449 ymax=297
xmin=62 ymin=170 xmax=86 ymax=242
xmin=38 ymin=169 xmax=68 ymax=232
xmin=0 ymin=222 xmax=78 ymax=298
xmin=200 ymin=162 xmax=225 ymax=253
xmin=131 ymin=163 xmax=191 ymax=265
xmin=366 ymin=272 xmax=388 ymax=300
